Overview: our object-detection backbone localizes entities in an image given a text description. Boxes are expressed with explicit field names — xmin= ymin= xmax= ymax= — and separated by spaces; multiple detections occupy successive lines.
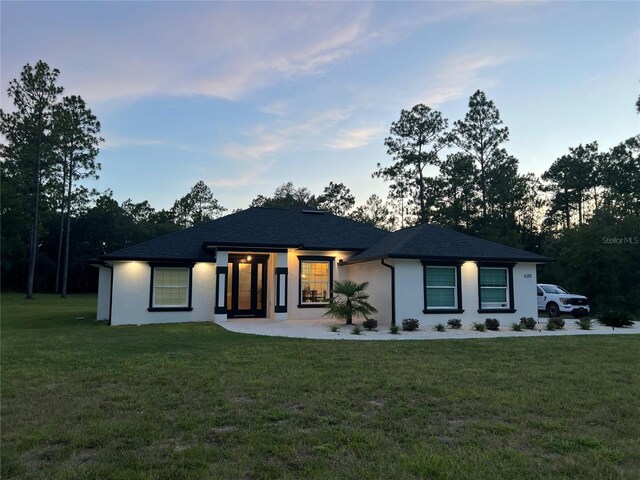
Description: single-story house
xmin=94 ymin=207 xmax=551 ymax=327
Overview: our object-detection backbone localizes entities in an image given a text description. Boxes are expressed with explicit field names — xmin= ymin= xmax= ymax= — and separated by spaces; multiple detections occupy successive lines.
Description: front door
xmin=227 ymin=255 xmax=267 ymax=318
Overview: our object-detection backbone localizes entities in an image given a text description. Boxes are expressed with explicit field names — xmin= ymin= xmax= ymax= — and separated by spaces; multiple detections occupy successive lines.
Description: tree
xmin=448 ymin=90 xmax=509 ymax=219
xmin=323 ymin=280 xmax=378 ymax=325
xmin=542 ymin=142 xmax=598 ymax=229
xmin=350 ymin=194 xmax=396 ymax=230
xmin=122 ymin=199 xmax=156 ymax=223
xmin=432 ymin=152 xmax=479 ymax=230
xmin=249 ymin=182 xmax=317 ymax=209
xmin=374 ymin=104 xmax=448 ymax=224
xmin=599 ymin=136 xmax=640 ymax=217
xmin=50 ymin=95 xmax=102 ymax=297
xmin=171 ymin=181 xmax=226 ymax=227
xmin=0 ymin=61 xmax=63 ymax=298
xmin=316 ymin=182 xmax=355 ymax=216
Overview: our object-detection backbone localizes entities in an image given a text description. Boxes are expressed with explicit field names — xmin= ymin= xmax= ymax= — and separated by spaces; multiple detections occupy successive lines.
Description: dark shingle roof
xmin=101 ymin=207 xmax=388 ymax=261
xmin=344 ymin=223 xmax=551 ymax=264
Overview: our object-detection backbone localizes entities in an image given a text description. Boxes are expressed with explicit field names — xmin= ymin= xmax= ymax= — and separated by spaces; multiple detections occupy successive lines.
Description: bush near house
xmin=598 ymin=311 xmax=634 ymax=328
xmin=511 ymin=322 xmax=523 ymax=332
xmin=546 ymin=317 xmax=566 ymax=330
xmin=447 ymin=319 xmax=462 ymax=329
xmin=576 ymin=318 xmax=593 ymax=330
xmin=401 ymin=318 xmax=420 ymax=331
xmin=362 ymin=318 xmax=378 ymax=331
xmin=472 ymin=321 xmax=487 ymax=332
xmin=520 ymin=317 xmax=537 ymax=330
xmin=389 ymin=325 xmax=400 ymax=334
xmin=435 ymin=323 xmax=446 ymax=332
xmin=485 ymin=318 xmax=500 ymax=331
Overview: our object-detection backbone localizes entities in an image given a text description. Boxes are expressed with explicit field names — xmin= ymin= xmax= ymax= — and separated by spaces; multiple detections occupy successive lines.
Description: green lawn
xmin=2 ymin=293 xmax=639 ymax=479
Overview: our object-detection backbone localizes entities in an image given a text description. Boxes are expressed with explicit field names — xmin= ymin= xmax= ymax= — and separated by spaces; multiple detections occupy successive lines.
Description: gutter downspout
xmin=100 ymin=261 xmax=114 ymax=326
xmin=381 ymin=259 xmax=396 ymax=327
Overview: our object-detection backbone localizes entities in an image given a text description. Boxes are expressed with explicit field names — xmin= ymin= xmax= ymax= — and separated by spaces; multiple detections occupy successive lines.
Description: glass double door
xmin=227 ymin=255 xmax=267 ymax=318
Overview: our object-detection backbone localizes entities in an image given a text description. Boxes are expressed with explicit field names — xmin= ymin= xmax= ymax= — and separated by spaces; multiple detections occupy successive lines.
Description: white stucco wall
xmin=341 ymin=261 xmax=392 ymax=326
xmin=110 ymin=261 xmax=216 ymax=326
xmin=391 ymin=259 xmax=539 ymax=328
xmin=96 ymin=265 xmax=112 ymax=321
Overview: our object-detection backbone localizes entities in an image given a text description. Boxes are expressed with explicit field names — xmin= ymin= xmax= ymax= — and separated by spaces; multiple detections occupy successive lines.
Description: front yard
xmin=2 ymin=293 xmax=639 ymax=479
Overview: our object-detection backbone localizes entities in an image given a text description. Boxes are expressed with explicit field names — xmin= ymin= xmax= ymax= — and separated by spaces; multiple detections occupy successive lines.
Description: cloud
xmin=418 ymin=50 xmax=516 ymax=106
xmin=1 ymin=2 xmax=376 ymax=104
xmin=1 ymin=1 xmax=538 ymax=105
xmin=221 ymin=107 xmax=353 ymax=162
xmin=329 ymin=125 xmax=384 ymax=150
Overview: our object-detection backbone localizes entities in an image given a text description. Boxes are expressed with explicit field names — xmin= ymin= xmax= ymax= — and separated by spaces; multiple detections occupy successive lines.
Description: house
xmin=95 ymin=207 xmax=551 ymax=327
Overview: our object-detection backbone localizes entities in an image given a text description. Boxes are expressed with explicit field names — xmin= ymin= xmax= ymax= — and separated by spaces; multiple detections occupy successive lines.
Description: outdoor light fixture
xmin=246 ymin=255 xmax=252 ymax=261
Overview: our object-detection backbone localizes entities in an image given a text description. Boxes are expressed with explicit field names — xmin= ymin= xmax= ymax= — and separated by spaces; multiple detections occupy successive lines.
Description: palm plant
xmin=323 ymin=280 xmax=377 ymax=325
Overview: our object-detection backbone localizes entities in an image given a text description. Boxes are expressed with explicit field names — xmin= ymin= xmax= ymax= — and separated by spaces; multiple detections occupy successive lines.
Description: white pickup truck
xmin=537 ymin=284 xmax=590 ymax=318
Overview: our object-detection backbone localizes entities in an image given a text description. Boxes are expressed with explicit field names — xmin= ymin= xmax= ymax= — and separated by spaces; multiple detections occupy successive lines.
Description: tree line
xmin=2 ymin=61 xmax=639 ymax=314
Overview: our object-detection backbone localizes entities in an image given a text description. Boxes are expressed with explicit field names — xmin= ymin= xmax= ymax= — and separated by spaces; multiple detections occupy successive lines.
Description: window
xmin=149 ymin=265 xmax=193 ymax=311
xmin=298 ymin=256 xmax=334 ymax=307
xmin=479 ymin=266 xmax=511 ymax=310
xmin=425 ymin=267 xmax=457 ymax=309
xmin=422 ymin=262 xmax=463 ymax=313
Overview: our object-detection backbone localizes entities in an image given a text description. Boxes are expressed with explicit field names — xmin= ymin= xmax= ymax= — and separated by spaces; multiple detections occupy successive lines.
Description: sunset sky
xmin=2 ymin=1 xmax=638 ymax=211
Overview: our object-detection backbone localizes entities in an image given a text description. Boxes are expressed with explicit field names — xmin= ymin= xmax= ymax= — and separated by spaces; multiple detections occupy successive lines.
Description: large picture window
xmin=422 ymin=262 xmax=463 ymax=313
xmin=478 ymin=265 xmax=514 ymax=312
xmin=149 ymin=265 xmax=193 ymax=311
xmin=298 ymin=256 xmax=334 ymax=307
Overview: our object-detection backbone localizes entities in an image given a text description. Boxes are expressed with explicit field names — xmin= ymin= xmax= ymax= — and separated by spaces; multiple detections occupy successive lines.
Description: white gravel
xmin=218 ymin=317 xmax=640 ymax=341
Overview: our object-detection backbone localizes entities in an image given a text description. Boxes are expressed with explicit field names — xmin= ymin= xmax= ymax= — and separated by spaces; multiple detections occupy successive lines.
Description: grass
xmin=2 ymin=293 xmax=640 ymax=479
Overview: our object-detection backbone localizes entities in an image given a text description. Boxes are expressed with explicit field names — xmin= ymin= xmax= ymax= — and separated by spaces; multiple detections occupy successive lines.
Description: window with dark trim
xmin=422 ymin=261 xmax=463 ymax=314
xmin=148 ymin=264 xmax=194 ymax=311
xmin=298 ymin=256 xmax=334 ymax=308
xmin=477 ymin=263 xmax=515 ymax=313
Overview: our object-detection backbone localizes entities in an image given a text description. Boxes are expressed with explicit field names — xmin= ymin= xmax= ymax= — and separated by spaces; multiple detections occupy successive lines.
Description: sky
xmin=1 ymin=1 xmax=639 ymax=212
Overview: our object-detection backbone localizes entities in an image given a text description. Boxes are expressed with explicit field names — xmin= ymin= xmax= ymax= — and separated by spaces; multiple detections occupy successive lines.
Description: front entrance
xmin=227 ymin=255 xmax=268 ymax=318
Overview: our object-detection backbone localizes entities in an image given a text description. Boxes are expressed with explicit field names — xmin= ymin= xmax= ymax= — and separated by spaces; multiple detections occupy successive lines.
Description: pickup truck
xmin=537 ymin=284 xmax=590 ymax=318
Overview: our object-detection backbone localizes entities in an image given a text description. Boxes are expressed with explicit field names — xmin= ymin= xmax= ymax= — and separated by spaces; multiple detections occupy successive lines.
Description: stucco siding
xmin=110 ymin=261 xmax=216 ymax=326
xmin=341 ymin=261 xmax=392 ymax=326
xmin=391 ymin=259 xmax=539 ymax=328
xmin=96 ymin=265 xmax=112 ymax=321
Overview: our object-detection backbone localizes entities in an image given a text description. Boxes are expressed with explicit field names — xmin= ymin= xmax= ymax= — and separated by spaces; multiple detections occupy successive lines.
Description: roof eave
xmin=98 ymin=255 xmax=215 ymax=263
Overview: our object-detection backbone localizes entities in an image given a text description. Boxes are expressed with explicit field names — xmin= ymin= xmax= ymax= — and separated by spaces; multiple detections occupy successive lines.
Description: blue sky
xmin=2 ymin=1 xmax=639 ymax=211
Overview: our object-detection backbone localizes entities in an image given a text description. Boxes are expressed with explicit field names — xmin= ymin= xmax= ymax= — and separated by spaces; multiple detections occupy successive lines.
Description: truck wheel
xmin=546 ymin=302 xmax=560 ymax=318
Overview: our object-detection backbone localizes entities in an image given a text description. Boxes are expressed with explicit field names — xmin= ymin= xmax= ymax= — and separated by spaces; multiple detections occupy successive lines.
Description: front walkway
xmin=218 ymin=317 xmax=640 ymax=341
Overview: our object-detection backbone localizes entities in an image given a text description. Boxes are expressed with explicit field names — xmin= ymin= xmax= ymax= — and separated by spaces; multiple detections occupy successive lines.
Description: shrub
xmin=401 ymin=318 xmax=420 ymax=331
xmin=447 ymin=318 xmax=462 ymax=329
xmin=546 ymin=317 xmax=565 ymax=331
xmin=598 ymin=311 xmax=634 ymax=328
xmin=511 ymin=322 xmax=523 ymax=332
xmin=389 ymin=325 xmax=400 ymax=334
xmin=351 ymin=326 xmax=362 ymax=335
xmin=484 ymin=318 xmax=500 ymax=331
xmin=329 ymin=325 xmax=340 ymax=333
xmin=435 ymin=323 xmax=446 ymax=332
xmin=520 ymin=317 xmax=537 ymax=330
xmin=472 ymin=322 xmax=486 ymax=332
xmin=576 ymin=318 xmax=593 ymax=330
xmin=362 ymin=318 xmax=378 ymax=331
